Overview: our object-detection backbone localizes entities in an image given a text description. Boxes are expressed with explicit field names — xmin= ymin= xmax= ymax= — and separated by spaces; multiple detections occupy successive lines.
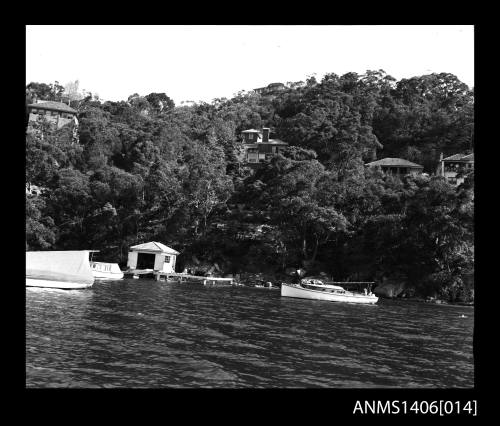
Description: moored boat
xmin=89 ymin=250 xmax=124 ymax=280
xmin=90 ymin=261 xmax=124 ymax=280
xmin=26 ymin=250 xmax=95 ymax=289
xmin=281 ymin=279 xmax=378 ymax=304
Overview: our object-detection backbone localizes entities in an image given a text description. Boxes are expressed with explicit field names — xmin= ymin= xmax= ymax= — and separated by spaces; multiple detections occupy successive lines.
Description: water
xmin=26 ymin=279 xmax=474 ymax=388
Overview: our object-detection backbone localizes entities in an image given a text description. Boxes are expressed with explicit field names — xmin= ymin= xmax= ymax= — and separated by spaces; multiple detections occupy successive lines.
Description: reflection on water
xmin=26 ymin=279 xmax=474 ymax=388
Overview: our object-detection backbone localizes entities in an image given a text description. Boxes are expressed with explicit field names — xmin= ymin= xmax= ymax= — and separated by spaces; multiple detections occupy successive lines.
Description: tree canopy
xmin=25 ymin=70 xmax=474 ymax=302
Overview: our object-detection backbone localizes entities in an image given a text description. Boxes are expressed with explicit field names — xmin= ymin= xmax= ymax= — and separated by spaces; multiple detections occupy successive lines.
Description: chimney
xmin=262 ymin=127 xmax=270 ymax=143
xmin=439 ymin=152 xmax=444 ymax=176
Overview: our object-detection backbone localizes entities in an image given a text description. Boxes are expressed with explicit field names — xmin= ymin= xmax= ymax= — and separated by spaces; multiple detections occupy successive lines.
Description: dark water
xmin=26 ymin=279 xmax=474 ymax=388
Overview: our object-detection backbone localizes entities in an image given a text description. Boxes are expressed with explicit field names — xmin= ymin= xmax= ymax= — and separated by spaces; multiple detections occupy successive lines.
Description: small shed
xmin=127 ymin=242 xmax=180 ymax=273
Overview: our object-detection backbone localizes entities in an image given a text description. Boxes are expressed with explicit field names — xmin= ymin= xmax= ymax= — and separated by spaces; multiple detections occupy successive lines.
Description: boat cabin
xmin=127 ymin=241 xmax=180 ymax=273
xmin=300 ymin=282 xmax=346 ymax=293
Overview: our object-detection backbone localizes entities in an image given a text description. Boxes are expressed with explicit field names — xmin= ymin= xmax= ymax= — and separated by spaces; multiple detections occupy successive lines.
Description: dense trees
xmin=25 ymin=70 xmax=474 ymax=302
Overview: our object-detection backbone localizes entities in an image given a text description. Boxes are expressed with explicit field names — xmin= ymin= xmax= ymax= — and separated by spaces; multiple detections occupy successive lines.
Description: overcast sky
xmin=26 ymin=25 xmax=474 ymax=105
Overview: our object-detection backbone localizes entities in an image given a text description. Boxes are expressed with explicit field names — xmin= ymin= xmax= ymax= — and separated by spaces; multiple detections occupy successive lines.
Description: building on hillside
xmin=242 ymin=128 xmax=288 ymax=165
xmin=26 ymin=183 xmax=44 ymax=197
xmin=253 ymin=82 xmax=286 ymax=96
xmin=27 ymin=100 xmax=78 ymax=130
xmin=365 ymin=157 xmax=424 ymax=177
xmin=126 ymin=241 xmax=180 ymax=273
xmin=437 ymin=153 xmax=474 ymax=186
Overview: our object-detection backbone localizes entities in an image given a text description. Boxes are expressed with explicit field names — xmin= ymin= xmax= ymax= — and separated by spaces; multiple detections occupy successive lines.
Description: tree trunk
xmin=310 ymin=235 xmax=319 ymax=263
xmin=302 ymin=227 xmax=307 ymax=258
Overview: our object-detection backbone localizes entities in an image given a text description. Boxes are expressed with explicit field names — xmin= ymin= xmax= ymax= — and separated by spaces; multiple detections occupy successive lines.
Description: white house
xmin=27 ymin=100 xmax=78 ymax=130
xmin=127 ymin=242 xmax=180 ymax=273
xmin=437 ymin=153 xmax=474 ymax=186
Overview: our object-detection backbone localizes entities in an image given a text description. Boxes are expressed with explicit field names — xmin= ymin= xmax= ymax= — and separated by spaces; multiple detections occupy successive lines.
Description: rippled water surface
xmin=26 ymin=279 xmax=474 ymax=388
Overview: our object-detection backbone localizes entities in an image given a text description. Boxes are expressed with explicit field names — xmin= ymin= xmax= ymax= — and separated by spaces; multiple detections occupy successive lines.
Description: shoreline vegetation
xmin=26 ymin=71 xmax=474 ymax=305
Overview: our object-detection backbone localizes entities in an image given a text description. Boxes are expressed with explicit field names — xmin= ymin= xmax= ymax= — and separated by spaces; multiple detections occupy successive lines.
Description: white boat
xmin=26 ymin=250 xmax=95 ymax=289
xmin=281 ymin=280 xmax=378 ymax=304
xmin=90 ymin=261 xmax=124 ymax=280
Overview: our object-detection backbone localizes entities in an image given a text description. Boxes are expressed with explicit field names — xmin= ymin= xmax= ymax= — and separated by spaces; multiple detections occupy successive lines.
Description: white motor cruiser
xmin=89 ymin=250 xmax=124 ymax=280
xmin=90 ymin=261 xmax=124 ymax=280
xmin=281 ymin=279 xmax=378 ymax=305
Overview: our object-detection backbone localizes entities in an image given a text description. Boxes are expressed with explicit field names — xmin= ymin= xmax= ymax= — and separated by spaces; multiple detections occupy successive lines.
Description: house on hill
xmin=242 ymin=128 xmax=288 ymax=165
xmin=127 ymin=242 xmax=180 ymax=273
xmin=437 ymin=153 xmax=474 ymax=186
xmin=365 ymin=158 xmax=424 ymax=177
xmin=253 ymin=82 xmax=286 ymax=96
xmin=27 ymin=100 xmax=78 ymax=130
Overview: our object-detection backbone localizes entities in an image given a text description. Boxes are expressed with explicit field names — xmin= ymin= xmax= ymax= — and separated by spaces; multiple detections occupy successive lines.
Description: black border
xmin=20 ymin=24 xmax=484 ymax=420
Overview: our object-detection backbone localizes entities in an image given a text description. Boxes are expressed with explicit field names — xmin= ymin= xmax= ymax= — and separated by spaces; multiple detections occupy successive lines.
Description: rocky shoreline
xmin=180 ymin=260 xmax=474 ymax=306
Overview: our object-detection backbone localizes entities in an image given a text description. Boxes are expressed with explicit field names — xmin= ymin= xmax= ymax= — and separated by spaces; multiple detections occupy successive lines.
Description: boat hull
xmin=281 ymin=283 xmax=378 ymax=304
xmin=92 ymin=272 xmax=124 ymax=280
xmin=26 ymin=277 xmax=93 ymax=289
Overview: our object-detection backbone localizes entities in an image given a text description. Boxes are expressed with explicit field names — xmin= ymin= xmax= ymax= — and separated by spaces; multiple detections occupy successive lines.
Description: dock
xmin=154 ymin=272 xmax=235 ymax=286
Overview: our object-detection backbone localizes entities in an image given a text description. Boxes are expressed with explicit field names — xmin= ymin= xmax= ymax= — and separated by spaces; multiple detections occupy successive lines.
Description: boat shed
xmin=127 ymin=242 xmax=180 ymax=273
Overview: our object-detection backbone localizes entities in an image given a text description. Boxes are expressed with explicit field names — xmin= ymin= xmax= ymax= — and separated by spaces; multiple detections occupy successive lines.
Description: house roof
xmin=365 ymin=158 xmax=424 ymax=168
xmin=243 ymin=139 xmax=288 ymax=147
xmin=241 ymin=129 xmax=262 ymax=134
xmin=443 ymin=153 xmax=474 ymax=162
xmin=130 ymin=241 xmax=180 ymax=255
xmin=28 ymin=101 xmax=77 ymax=114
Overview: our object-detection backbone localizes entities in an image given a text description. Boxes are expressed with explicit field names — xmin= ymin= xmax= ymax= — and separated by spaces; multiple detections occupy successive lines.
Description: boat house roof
xmin=365 ymin=158 xmax=424 ymax=169
xmin=129 ymin=242 xmax=180 ymax=255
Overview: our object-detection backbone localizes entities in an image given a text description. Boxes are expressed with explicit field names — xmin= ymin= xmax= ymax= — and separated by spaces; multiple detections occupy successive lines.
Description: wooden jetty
xmin=154 ymin=272 xmax=235 ymax=286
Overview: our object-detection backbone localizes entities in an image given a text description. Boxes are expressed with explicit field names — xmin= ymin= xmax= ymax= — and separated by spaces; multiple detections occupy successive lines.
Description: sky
xmin=26 ymin=25 xmax=474 ymax=105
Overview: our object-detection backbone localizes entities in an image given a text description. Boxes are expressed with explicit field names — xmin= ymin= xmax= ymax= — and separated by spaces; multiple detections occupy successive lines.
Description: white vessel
xmin=26 ymin=250 xmax=95 ymax=289
xmin=90 ymin=261 xmax=124 ymax=280
xmin=281 ymin=280 xmax=378 ymax=305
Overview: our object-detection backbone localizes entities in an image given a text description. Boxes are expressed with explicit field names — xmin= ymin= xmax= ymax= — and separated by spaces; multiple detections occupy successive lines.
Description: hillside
xmin=25 ymin=71 xmax=474 ymax=302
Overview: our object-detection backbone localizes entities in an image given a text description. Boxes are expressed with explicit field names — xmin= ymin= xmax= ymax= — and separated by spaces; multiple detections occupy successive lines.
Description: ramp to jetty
xmin=155 ymin=272 xmax=235 ymax=286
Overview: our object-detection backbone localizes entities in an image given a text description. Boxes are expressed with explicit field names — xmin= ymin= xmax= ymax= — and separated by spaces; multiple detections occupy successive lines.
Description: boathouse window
xmin=164 ymin=256 xmax=171 ymax=263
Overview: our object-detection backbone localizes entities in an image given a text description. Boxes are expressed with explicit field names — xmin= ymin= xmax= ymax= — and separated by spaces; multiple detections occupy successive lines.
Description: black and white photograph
xmin=25 ymin=25 xmax=475 ymax=398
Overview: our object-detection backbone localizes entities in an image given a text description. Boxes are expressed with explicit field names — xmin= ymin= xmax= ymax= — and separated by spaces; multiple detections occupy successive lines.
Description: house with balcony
xmin=242 ymin=128 xmax=288 ymax=165
xmin=437 ymin=153 xmax=474 ymax=186
xmin=27 ymin=100 xmax=78 ymax=130
xmin=365 ymin=157 xmax=424 ymax=177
